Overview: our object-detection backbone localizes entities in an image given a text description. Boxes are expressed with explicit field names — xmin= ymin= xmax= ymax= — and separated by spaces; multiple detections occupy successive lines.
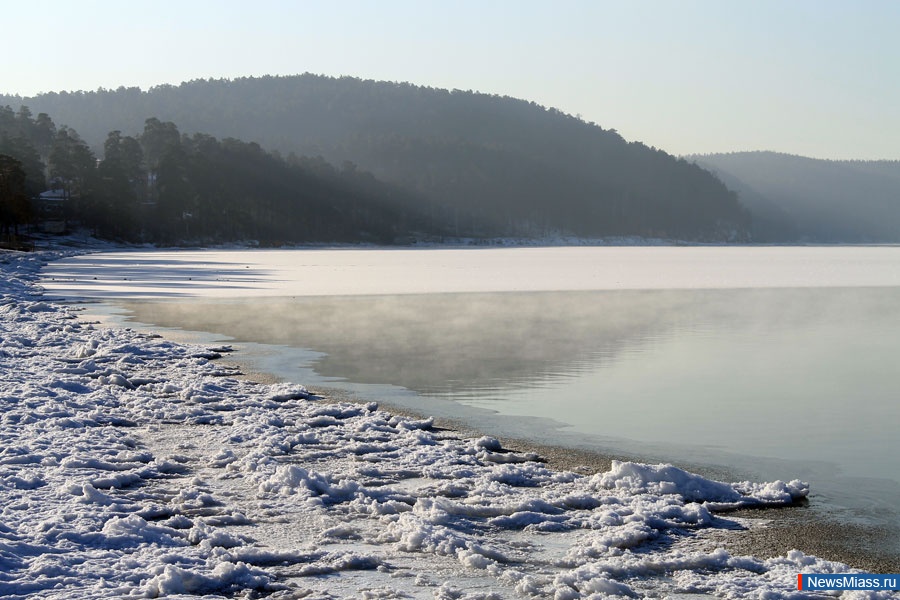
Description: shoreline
xmin=372 ymin=398 xmax=900 ymax=574
xmin=6 ymin=247 xmax=894 ymax=597
xmin=234 ymin=368 xmax=900 ymax=574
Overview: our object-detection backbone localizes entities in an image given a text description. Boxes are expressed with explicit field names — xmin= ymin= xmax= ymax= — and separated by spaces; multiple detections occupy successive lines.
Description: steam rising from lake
xmin=42 ymin=246 xmax=900 ymax=557
xmin=123 ymin=290 xmax=686 ymax=392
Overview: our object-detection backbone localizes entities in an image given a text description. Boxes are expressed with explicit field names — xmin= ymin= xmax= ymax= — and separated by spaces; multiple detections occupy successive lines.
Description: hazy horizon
xmin=4 ymin=0 xmax=898 ymax=161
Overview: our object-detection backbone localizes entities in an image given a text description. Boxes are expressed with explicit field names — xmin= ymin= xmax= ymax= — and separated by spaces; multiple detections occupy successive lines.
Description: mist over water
xmin=122 ymin=287 xmax=900 ymax=482
xmin=125 ymin=290 xmax=684 ymax=393
xmin=43 ymin=247 xmax=900 ymax=556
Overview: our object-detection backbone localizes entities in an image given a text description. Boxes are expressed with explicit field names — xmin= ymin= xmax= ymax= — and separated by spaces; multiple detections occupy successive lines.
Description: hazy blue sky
xmin=4 ymin=0 xmax=898 ymax=159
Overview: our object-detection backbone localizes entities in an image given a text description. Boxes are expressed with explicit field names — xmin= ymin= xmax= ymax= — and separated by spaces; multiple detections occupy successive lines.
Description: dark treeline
xmin=1 ymin=75 xmax=752 ymax=242
xmin=0 ymin=154 xmax=31 ymax=241
xmin=1 ymin=106 xmax=433 ymax=244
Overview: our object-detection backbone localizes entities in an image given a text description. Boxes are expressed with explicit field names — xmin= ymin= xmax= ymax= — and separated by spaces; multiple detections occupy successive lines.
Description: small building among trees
xmin=35 ymin=185 xmax=69 ymax=234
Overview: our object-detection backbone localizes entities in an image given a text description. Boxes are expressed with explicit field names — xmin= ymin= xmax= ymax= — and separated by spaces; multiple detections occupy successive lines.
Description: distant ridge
xmin=690 ymin=151 xmax=900 ymax=242
xmin=1 ymin=74 xmax=749 ymax=241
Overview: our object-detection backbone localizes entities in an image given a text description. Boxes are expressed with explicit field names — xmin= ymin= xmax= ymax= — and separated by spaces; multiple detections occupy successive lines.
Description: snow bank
xmin=0 ymin=249 xmax=885 ymax=598
xmin=594 ymin=460 xmax=809 ymax=509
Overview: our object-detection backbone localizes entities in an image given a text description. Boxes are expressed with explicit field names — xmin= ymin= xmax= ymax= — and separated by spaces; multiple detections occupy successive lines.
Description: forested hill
xmin=691 ymin=152 xmax=900 ymax=242
xmin=1 ymin=107 xmax=428 ymax=245
xmin=1 ymin=75 xmax=749 ymax=241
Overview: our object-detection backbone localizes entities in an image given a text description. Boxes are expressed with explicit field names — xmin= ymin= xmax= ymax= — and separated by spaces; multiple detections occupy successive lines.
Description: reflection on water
xmin=124 ymin=286 xmax=900 ymax=484
xmin=128 ymin=290 xmax=692 ymax=392
xmin=121 ymin=285 xmax=900 ymax=556
xmin=45 ymin=246 xmax=900 ymax=562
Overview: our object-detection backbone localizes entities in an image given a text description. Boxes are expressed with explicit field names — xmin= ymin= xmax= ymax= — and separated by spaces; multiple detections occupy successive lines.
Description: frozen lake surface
xmin=43 ymin=246 xmax=900 ymax=557
xmin=39 ymin=245 xmax=900 ymax=298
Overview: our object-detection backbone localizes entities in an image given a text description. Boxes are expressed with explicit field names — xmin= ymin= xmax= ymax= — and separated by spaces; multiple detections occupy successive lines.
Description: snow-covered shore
xmin=1 ymin=250 xmax=889 ymax=598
